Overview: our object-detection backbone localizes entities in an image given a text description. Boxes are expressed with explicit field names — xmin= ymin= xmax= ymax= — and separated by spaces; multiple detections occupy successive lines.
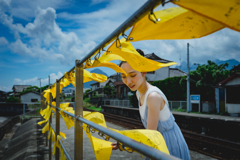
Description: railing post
xmin=49 ymin=87 xmax=52 ymax=160
xmin=41 ymin=92 xmax=49 ymax=146
xmin=75 ymin=60 xmax=83 ymax=160
xmin=41 ymin=93 xmax=44 ymax=121
xmin=55 ymin=80 xmax=60 ymax=160
xmin=23 ymin=103 xmax=25 ymax=121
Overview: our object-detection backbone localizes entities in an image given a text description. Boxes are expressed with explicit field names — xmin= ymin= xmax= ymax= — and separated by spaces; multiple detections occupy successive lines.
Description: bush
xmin=84 ymin=98 xmax=90 ymax=103
xmin=5 ymin=96 xmax=21 ymax=103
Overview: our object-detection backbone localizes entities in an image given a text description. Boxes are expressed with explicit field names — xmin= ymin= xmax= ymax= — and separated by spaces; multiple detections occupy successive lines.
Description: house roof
xmin=20 ymin=91 xmax=40 ymax=96
xmin=218 ymin=72 xmax=240 ymax=87
xmin=230 ymin=64 xmax=240 ymax=71
xmin=90 ymin=82 xmax=99 ymax=86
xmin=169 ymin=68 xmax=186 ymax=77
xmin=144 ymin=53 xmax=173 ymax=63
xmin=12 ymin=85 xmax=32 ymax=92
xmin=87 ymin=87 xmax=103 ymax=94
xmin=0 ymin=90 xmax=7 ymax=94
xmin=114 ymin=81 xmax=126 ymax=86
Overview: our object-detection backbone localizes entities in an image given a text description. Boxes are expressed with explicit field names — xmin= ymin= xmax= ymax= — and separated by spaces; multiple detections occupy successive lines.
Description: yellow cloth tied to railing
xmin=42 ymin=69 xmax=107 ymax=101
xmin=172 ymin=0 xmax=240 ymax=32
xmin=107 ymin=38 xmax=176 ymax=72
xmin=128 ymin=7 xmax=224 ymax=41
xmin=82 ymin=112 xmax=112 ymax=160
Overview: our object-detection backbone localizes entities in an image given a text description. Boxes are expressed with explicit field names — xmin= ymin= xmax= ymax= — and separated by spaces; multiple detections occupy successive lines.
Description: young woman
xmin=112 ymin=49 xmax=191 ymax=160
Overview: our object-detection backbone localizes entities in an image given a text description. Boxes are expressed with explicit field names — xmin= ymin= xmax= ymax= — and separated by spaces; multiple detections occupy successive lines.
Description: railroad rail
xmin=84 ymin=108 xmax=240 ymax=160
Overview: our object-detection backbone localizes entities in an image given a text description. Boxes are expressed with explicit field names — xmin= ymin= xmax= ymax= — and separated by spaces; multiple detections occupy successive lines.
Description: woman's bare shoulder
xmin=147 ymin=92 xmax=165 ymax=110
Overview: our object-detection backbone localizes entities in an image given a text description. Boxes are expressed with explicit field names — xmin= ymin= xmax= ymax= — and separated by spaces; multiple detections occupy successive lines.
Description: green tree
xmin=128 ymin=91 xmax=138 ymax=108
xmin=180 ymin=60 xmax=231 ymax=101
xmin=103 ymin=84 xmax=116 ymax=97
xmin=83 ymin=89 xmax=92 ymax=99
xmin=20 ymin=86 xmax=39 ymax=95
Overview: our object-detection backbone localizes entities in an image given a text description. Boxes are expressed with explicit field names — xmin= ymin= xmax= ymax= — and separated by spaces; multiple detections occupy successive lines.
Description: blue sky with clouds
xmin=0 ymin=0 xmax=240 ymax=92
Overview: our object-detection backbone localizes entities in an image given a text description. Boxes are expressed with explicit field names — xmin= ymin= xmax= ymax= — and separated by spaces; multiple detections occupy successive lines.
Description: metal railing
xmin=168 ymin=101 xmax=187 ymax=110
xmin=103 ymin=99 xmax=133 ymax=107
xmin=40 ymin=0 xmax=180 ymax=159
xmin=43 ymin=98 xmax=179 ymax=160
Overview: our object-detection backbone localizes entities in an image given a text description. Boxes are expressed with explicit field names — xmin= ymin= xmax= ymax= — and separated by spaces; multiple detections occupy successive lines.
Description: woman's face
xmin=120 ymin=62 xmax=146 ymax=91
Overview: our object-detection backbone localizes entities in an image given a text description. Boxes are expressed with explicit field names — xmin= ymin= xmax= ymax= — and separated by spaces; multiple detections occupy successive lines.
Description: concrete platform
xmin=0 ymin=118 xmax=44 ymax=160
xmin=48 ymin=117 xmax=217 ymax=160
xmin=172 ymin=111 xmax=240 ymax=122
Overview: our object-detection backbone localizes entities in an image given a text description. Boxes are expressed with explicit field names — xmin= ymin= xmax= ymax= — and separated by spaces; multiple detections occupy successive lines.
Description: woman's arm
xmin=146 ymin=92 xmax=165 ymax=130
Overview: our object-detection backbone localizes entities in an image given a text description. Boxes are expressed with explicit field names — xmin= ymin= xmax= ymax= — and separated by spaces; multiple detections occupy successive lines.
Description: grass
xmin=87 ymin=106 xmax=102 ymax=111
xmin=83 ymin=101 xmax=102 ymax=111
xmin=172 ymin=107 xmax=187 ymax=112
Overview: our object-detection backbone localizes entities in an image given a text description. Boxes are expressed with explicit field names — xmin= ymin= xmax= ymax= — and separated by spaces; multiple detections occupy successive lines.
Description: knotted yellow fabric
xmin=43 ymin=89 xmax=51 ymax=104
xmin=107 ymin=38 xmax=176 ymax=72
xmin=128 ymin=7 xmax=224 ymax=41
xmin=80 ymin=69 xmax=108 ymax=83
xmin=42 ymin=122 xmax=49 ymax=133
xmin=64 ymin=72 xmax=75 ymax=87
xmin=172 ymin=0 xmax=240 ymax=32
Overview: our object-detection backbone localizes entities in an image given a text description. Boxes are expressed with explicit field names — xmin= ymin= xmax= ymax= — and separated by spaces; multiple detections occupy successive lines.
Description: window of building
xmin=31 ymin=99 xmax=38 ymax=102
xmin=147 ymin=71 xmax=155 ymax=74
xmin=226 ymin=86 xmax=240 ymax=104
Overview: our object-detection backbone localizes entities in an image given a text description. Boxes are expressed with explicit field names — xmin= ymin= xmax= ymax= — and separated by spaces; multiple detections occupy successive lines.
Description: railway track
xmin=84 ymin=108 xmax=240 ymax=160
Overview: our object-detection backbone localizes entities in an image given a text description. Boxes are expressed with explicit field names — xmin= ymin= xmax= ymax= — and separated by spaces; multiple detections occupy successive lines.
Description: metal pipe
xmin=59 ymin=138 xmax=72 ymax=160
xmin=61 ymin=110 xmax=179 ymax=160
xmin=57 ymin=0 xmax=162 ymax=81
xmin=49 ymin=78 xmax=52 ymax=160
xmin=56 ymin=80 xmax=60 ymax=160
xmin=50 ymin=124 xmax=71 ymax=160
xmin=74 ymin=60 xmax=83 ymax=160
xmin=23 ymin=103 xmax=25 ymax=121
xmin=187 ymin=43 xmax=190 ymax=112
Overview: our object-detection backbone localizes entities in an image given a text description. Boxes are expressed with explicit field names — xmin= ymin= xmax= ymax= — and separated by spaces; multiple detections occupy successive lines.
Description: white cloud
xmin=0 ymin=85 xmax=12 ymax=92
xmin=0 ymin=37 xmax=8 ymax=45
xmin=13 ymin=71 xmax=63 ymax=87
xmin=58 ymin=0 xmax=148 ymax=42
xmin=1 ymin=0 xmax=240 ymax=69
xmin=1 ymin=0 xmax=69 ymax=20
xmin=1 ymin=7 xmax=96 ymax=64
xmin=91 ymin=0 xmax=109 ymax=5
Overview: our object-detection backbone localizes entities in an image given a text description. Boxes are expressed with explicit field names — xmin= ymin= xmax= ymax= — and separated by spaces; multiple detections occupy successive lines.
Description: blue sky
xmin=0 ymin=0 xmax=240 ymax=92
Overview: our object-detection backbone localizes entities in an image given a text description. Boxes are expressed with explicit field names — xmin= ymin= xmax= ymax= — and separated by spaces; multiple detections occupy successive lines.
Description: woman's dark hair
xmin=119 ymin=49 xmax=144 ymax=67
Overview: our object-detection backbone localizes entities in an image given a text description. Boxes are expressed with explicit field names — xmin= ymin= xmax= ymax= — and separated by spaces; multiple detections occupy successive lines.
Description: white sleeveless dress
xmin=137 ymin=86 xmax=190 ymax=160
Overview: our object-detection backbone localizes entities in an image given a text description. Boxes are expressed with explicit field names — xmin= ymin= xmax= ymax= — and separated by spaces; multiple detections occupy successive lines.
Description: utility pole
xmin=187 ymin=43 xmax=190 ymax=112
xmin=38 ymin=78 xmax=42 ymax=94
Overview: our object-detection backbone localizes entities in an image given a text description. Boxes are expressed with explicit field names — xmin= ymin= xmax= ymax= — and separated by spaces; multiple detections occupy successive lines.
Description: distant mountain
xmin=63 ymin=68 xmax=108 ymax=89
xmin=174 ymin=59 xmax=240 ymax=73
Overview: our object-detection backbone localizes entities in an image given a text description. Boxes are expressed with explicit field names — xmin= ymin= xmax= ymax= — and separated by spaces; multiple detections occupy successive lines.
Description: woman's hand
xmin=111 ymin=142 xmax=118 ymax=150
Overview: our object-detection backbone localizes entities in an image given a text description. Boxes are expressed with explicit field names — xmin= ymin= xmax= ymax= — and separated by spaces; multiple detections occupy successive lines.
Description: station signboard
xmin=190 ymin=95 xmax=200 ymax=104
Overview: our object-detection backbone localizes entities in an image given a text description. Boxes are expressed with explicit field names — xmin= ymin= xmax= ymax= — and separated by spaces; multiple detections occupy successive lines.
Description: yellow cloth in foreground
xmin=107 ymin=38 xmax=176 ymax=72
xmin=39 ymin=101 xmax=169 ymax=160
xmin=128 ymin=7 xmax=224 ymax=41
xmin=172 ymin=0 xmax=240 ymax=32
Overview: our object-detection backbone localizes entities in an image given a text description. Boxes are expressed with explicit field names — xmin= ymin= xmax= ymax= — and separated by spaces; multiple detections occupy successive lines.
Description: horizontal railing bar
xmin=59 ymin=138 xmax=72 ymax=160
xmin=50 ymin=123 xmax=72 ymax=160
xmin=55 ymin=0 xmax=162 ymax=82
xmin=61 ymin=110 xmax=179 ymax=160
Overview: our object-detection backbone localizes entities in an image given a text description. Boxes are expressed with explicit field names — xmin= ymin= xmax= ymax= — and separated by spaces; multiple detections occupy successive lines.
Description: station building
xmin=216 ymin=72 xmax=240 ymax=116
